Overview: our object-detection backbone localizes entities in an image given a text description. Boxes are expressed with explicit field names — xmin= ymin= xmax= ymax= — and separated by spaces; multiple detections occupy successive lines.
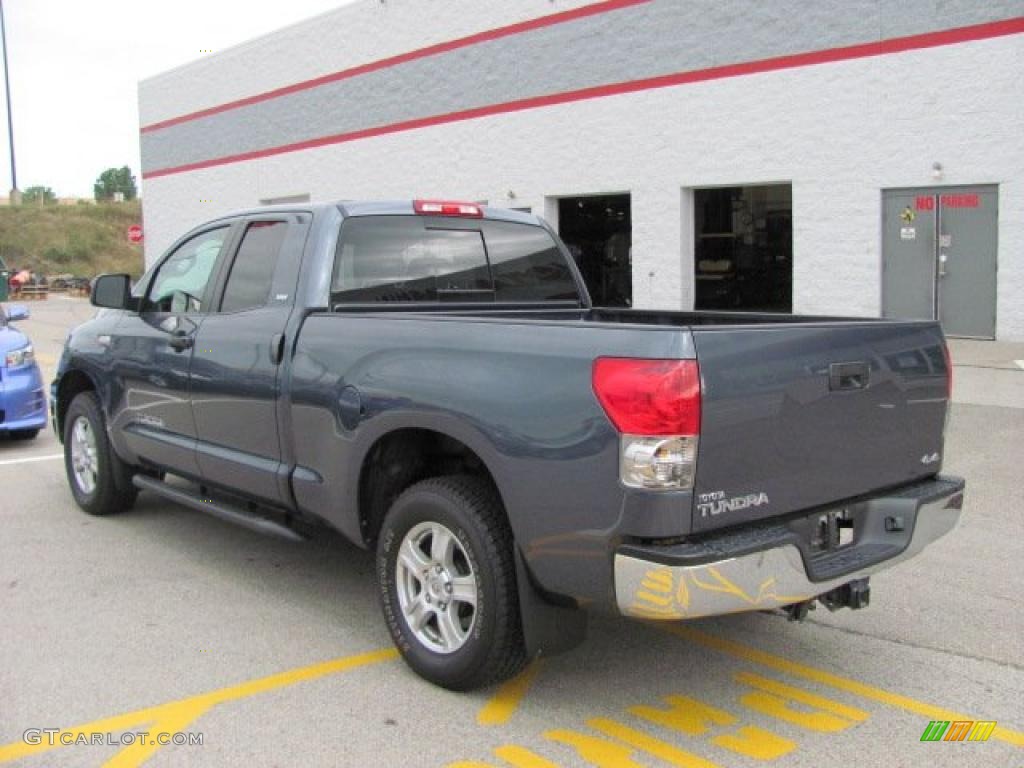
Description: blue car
xmin=0 ymin=303 xmax=46 ymax=439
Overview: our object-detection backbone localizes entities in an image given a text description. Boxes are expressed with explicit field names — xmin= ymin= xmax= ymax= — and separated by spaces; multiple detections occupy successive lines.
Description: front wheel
xmin=63 ymin=392 xmax=137 ymax=515
xmin=377 ymin=475 xmax=526 ymax=690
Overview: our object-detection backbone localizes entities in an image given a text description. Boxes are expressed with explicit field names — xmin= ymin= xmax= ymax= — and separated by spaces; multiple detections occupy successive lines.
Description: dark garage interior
xmin=694 ymin=184 xmax=792 ymax=312
xmin=558 ymin=195 xmax=632 ymax=307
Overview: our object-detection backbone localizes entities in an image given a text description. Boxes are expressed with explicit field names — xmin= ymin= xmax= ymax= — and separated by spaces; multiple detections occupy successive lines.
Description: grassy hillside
xmin=0 ymin=201 xmax=146 ymax=279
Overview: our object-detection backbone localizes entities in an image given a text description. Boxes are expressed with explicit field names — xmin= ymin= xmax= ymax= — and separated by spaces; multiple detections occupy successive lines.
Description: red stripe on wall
xmin=140 ymin=0 xmax=652 ymax=133
xmin=143 ymin=16 xmax=1024 ymax=180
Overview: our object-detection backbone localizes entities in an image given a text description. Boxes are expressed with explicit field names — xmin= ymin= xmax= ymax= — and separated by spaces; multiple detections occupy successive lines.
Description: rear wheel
xmin=63 ymin=392 xmax=137 ymax=515
xmin=377 ymin=475 xmax=526 ymax=690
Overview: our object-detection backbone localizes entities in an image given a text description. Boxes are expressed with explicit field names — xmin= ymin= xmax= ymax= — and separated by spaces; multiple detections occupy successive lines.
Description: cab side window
xmin=220 ymin=221 xmax=288 ymax=313
xmin=145 ymin=228 xmax=229 ymax=313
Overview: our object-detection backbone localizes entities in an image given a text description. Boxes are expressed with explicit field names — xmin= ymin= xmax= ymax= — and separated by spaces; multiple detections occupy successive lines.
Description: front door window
xmin=145 ymin=228 xmax=229 ymax=313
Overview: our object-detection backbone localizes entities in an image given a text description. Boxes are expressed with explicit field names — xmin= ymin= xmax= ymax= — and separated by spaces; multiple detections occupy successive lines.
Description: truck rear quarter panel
xmin=288 ymin=312 xmax=694 ymax=606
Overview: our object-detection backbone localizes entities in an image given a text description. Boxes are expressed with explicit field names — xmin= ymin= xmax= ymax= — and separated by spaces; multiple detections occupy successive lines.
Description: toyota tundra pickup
xmin=53 ymin=200 xmax=964 ymax=690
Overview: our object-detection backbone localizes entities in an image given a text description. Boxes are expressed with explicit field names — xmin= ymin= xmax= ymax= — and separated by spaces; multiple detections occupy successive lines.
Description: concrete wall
xmin=138 ymin=0 xmax=1024 ymax=338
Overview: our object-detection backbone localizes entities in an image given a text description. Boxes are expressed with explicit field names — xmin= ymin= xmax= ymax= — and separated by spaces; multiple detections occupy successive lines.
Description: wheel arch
xmin=355 ymin=426 xmax=507 ymax=548
xmin=54 ymin=367 xmax=99 ymax=443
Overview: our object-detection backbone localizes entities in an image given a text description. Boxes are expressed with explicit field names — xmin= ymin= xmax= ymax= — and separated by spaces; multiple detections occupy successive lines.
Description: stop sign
xmin=127 ymin=224 xmax=144 ymax=244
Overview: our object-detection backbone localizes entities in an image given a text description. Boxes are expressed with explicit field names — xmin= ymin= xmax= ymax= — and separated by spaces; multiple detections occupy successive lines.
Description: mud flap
xmin=515 ymin=547 xmax=587 ymax=658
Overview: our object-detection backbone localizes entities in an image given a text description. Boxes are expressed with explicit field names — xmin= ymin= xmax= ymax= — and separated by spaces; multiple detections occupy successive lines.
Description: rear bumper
xmin=615 ymin=475 xmax=964 ymax=619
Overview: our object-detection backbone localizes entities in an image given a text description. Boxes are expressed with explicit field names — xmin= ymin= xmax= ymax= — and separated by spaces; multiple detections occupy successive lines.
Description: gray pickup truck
xmin=53 ymin=200 xmax=964 ymax=690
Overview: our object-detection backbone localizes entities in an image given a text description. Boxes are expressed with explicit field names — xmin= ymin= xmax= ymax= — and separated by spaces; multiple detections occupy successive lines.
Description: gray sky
xmin=0 ymin=0 xmax=357 ymax=198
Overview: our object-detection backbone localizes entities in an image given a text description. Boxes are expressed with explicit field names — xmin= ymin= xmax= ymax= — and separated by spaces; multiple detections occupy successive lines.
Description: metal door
xmin=190 ymin=213 xmax=309 ymax=504
xmin=936 ymin=187 xmax=998 ymax=338
xmin=882 ymin=190 xmax=937 ymax=322
xmin=107 ymin=225 xmax=236 ymax=477
xmin=882 ymin=186 xmax=998 ymax=338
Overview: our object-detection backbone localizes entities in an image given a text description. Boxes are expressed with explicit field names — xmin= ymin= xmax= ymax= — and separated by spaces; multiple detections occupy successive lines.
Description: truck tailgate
xmin=691 ymin=322 xmax=949 ymax=532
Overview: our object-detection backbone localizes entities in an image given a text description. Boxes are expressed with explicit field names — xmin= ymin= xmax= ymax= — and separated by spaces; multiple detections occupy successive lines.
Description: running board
xmin=132 ymin=475 xmax=304 ymax=542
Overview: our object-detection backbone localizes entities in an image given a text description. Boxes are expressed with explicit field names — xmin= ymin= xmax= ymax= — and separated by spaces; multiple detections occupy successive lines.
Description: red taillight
xmin=413 ymin=199 xmax=483 ymax=218
xmin=592 ymin=358 xmax=701 ymax=436
xmin=942 ymin=343 xmax=953 ymax=399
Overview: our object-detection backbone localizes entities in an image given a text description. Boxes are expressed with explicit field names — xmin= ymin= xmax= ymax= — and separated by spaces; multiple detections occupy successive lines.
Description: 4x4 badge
xmin=921 ymin=452 xmax=940 ymax=465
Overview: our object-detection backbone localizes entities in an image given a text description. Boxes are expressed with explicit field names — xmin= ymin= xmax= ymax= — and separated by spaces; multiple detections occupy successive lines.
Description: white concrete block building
xmin=138 ymin=0 xmax=1024 ymax=339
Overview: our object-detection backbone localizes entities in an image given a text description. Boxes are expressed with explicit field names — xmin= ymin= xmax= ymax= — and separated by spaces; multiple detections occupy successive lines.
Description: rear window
xmin=331 ymin=216 xmax=579 ymax=305
xmin=484 ymin=221 xmax=579 ymax=301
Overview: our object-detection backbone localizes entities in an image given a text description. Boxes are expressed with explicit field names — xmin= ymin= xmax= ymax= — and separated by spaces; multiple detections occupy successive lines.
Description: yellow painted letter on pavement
xmin=737 ymin=672 xmax=869 ymax=732
xmin=630 ymin=692 xmax=794 ymax=760
xmin=712 ymin=726 xmax=795 ymax=761
xmin=544 ymin=729 xmax=646 ymax=768
xmin=630 ymin=694 xmax=736 ymax=736
xmin=588 ymin=718 xmax=723 ymax=768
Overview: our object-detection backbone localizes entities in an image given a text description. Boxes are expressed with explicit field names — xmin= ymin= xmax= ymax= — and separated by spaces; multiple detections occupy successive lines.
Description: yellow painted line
xmin=101 ymin=701 xmax=212 ymax=768
xmin=0 ymin=647 xmax=397 ymax=766
xmin=478 ymin=660 xmax=545 ymax=726
xmin=658 ymin=624 xmax=1024 ymax=748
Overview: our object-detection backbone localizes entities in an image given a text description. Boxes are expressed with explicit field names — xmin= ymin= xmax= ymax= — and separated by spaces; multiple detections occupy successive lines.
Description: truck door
xmin=108 ymin=225 xmax=235 ymax=477
xmin=189 ymin=213 xmax=310 ymax=504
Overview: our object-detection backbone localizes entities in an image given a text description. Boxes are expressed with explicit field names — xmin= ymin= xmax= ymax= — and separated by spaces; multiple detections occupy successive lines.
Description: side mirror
xmin=91 ymin=274 xmax=132 ymax=310
xmin=4 ymin=303 xmax=29 ymax=321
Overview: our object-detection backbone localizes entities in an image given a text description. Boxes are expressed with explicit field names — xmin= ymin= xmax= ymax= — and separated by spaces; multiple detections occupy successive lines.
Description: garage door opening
xmin=558 ymin=195 xmax=631 ymax=307
xmin=694 ymin=185 xmax=792 ymax=312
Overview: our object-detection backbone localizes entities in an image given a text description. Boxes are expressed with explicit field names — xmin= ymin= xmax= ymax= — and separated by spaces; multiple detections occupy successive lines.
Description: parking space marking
xmin=0 ymin=647 xmax=397 ymax=766
xmin=630 ymin=694 xmax=795 ymax=760
xmin=478 ymin=661 xmax=545 ymax=726
xmin=450 ymin=745 xmax=563 ymax=768
xmin=1014 ymin=359 xmax=1024 ymax=370
xmin=583 ymin=718 xmax=724 ymax=767
xmin=736 ymin=672 xmax=870 ymax=735
xmin=102 ymin=700 xmax=213 ymax=768
xmin=453 ymin=673 xmax=839 ymax=766
xmin=658 ymin=624 xmax=1024 ymax=748
xmin=0 ymin=454 xmax=63 ymax=467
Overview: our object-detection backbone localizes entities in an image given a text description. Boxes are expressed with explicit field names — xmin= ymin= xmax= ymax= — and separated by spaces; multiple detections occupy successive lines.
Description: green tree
xmin=23 ymin=186 xmax=57 ymax=205
xmin=93 ymin=166 xmax=138 ymax=202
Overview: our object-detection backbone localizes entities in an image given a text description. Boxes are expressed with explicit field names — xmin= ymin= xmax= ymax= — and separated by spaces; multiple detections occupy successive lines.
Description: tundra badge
xmin=697 ymin=490 xmax=770 ymax=518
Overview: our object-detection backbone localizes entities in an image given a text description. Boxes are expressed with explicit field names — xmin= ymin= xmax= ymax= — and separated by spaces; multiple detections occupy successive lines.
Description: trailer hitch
xmin=776 ymin=577 xmax=871 ymax=622
xmin=819 ymin=577 xmax=871 ymax=612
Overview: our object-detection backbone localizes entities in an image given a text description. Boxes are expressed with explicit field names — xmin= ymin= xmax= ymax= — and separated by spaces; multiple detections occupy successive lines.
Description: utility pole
xmin=0 ymin=0 xmax=18 ymax=205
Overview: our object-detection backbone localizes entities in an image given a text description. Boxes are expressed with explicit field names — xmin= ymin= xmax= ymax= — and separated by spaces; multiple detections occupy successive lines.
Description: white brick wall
xmin=139 ymin=9 xmax=1024 ymax=339
xmin=138 ymin=0 xmax=597 ymax=126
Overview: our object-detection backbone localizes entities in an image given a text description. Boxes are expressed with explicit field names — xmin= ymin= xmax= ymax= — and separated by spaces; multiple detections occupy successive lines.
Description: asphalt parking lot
xmin=1 ymin=297 xmax=1022 ymax=768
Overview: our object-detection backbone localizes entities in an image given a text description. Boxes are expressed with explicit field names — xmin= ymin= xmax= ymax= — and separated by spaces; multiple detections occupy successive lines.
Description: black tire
xmin=8 ymin=429 xmax=39 ymax=440
xmin=63 ymin=392 xmax=137 ymax=515
xmin=377 ymin=475 xmax=526 ymax=690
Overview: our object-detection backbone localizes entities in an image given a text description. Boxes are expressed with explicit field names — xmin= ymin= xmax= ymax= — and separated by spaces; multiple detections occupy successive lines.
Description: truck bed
xmin=292 ymin=303 xmax=946 ymax=606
